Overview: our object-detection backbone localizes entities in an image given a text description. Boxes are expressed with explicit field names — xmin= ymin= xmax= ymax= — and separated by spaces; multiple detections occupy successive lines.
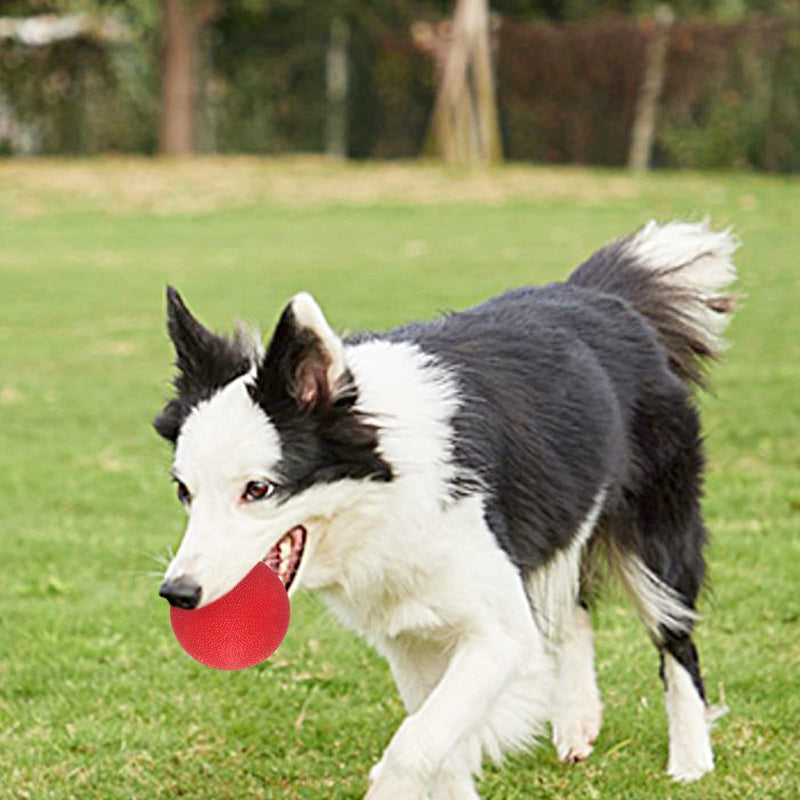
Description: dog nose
xmin=159 ymin=577 xmax=202 ymax=609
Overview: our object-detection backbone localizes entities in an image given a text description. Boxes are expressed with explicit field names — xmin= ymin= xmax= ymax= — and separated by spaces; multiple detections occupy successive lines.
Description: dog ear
xmin=166 ymin=287 xmax=218 ymax=383
xmin=159 ymin=286 xmax=252 ymax=415
xmin=255 ymin=292 xmax=347 ymax=411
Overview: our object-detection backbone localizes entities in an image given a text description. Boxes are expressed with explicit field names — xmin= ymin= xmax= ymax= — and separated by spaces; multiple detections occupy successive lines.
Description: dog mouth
xmin=262 ymin=526 xmax=306 ymax=591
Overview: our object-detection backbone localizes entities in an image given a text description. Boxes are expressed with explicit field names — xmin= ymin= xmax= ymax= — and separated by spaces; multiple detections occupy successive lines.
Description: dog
xmin=156 ymin=220 xmax=737 ymax=799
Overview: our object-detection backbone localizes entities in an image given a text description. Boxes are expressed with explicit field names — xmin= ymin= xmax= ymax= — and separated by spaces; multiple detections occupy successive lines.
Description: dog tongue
xmin=168 ymin=562 xmax=290 ymax=670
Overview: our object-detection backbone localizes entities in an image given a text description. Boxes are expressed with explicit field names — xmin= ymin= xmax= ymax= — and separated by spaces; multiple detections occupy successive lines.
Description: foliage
xmin=0 ymin=159 xmax=799 ymax=799
xmin=656 ymin=17 xmax=800 ymax=171
xmin=2 ymin=1 xmax=800 ymax=166
xmin=660 ymin=92 xmax=765 ymax=169
xmin=208 ymin=3 xmax=329 ymax=154
xmin=0 ymin=0 xmax=159 ymax=154
xmin=761 ymin=29 xmax=800 ymax=171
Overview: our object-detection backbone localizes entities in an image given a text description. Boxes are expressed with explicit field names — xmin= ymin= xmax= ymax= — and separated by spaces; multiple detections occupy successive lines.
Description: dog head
xmin=155 ymin=288 xmax=392 ymax=608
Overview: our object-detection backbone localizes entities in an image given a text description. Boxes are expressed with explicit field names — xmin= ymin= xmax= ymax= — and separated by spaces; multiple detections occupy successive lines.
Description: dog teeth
xmin=261 ymin=527 xmax=305 ymax=588
xmin=279 ymin=536 xmax=292 ymax=563
xmin=277 ymin=533 xmax=294 ymax=583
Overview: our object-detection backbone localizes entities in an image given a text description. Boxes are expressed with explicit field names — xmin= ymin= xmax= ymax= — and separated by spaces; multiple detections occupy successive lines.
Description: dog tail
xmin=568 ymin=220 xmax=739 ymax=388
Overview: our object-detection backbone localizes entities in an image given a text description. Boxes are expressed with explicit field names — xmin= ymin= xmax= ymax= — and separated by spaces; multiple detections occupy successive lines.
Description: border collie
xmin=156 ymin=220 xmax=737 ymax=799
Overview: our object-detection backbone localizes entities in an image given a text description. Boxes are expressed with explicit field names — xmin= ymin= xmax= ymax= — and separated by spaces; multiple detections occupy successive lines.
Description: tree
xmin=414 ymin=0 xmax=502 ymax=164
xmin=159 ymin=0 xmax=219 ymax=155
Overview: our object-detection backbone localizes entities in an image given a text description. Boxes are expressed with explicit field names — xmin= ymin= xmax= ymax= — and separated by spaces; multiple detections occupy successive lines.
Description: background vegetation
xmin=3 ymin=1 xmax=800 ymax=168
xmin=0 ymin=159 xmax=798 ymax=799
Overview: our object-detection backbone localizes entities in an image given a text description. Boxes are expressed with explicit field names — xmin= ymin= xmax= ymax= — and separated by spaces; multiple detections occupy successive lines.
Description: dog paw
xmin=366 ymin=756 xmax=432 ymax=800
xmin=667 ymin=757 xmax=714 ymax=783
xmin=431 ymin=771 xmax=482 ymax=800
xmin=667 ymin=740 xmax=714 ymax=783
xmin=365 ymin=769 xmax=431 ymax=800
xmin=553 ymin=727 xmax=594 ymax=763
xmin=552 ymin=702 xmax=602 ymax=764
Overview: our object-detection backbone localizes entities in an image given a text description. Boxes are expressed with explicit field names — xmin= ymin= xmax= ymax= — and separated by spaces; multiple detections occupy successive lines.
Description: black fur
xmin=153 ymin=287 xmax=252 ymax=442
xmin=364 ymin=288 xmax=627 ymax=570
xmin=248 ymin=305 xmax=392 ymax=495
xmin=156 ymin=231 xmax=732 ymax=707
xmin=660 ymin=632 xmax=707 ymax=701
xmin=569 ymin=236 xmax=735 ymax=388
xmin=154 ymin=290 xmax=392 ymax=494
xmin=361 ymin=281 xmax=701 ymax=580
xmin=567 ymin=238 xmax=720 ymax=687
xmin=156 ymin=253 xmax=720 ymax=601
xmin=351 ymin=236 xmax=728 ymax=698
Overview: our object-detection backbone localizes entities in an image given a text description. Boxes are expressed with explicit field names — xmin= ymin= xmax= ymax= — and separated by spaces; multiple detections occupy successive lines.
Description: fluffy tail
xmin=569 ymin=220 xmax=739 ymax=388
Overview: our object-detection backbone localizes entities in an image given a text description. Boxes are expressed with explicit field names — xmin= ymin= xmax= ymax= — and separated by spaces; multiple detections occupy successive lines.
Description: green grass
xmin=1 ymin=159 xmax=798 ymax=800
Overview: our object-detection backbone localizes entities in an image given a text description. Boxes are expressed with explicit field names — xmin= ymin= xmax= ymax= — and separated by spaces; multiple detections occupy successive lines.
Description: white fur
xmin=165 ymin=335 xmax=554 ymax=799
xmin=165 ymin=369 xmax=383 ymax=605
xmin=523 ymin=491 xmax=607 ymax=766
xmin=626 ymin=219 xmax=738 ymax=355
xmin=290 ymin=292 xmax=347 ymax=389
xmin=615 ymin=551 xmax=698 ymax=639
xmin=429 ymin=764 xmax=483 ymax=800
xmin=317 ymin=343 xmax=552 ymax=794
xmin=162 ymin=299 xmax=716 ymax=796
xmin=346 ymin=339 xmax=463 ymax=493
xmin=248 ymin=339 xmax=550 ymax=798
xmin=550 ymin=606 xmax=603 ymax=764
xmin=295 ymin=340 xmax=467 ymax=605
xmin=165 ymin=375 xmax=286 ymax=605
xmin=663 ymin=653 xmax=714 ymax=782
xmin=525 ymin=489 xmax=606 ymax=643
xmin=174 ymin=376 xmax=281 ymax=479
xmin=233 ymin=320 xmax=264 ymax=363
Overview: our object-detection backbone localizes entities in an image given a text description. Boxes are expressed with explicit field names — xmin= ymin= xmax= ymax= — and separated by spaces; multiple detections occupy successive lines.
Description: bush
xmin=3 ymin=6 xmax=800 ymax=171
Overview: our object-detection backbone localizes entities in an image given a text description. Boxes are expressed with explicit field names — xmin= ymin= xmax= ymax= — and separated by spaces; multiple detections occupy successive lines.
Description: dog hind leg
xmin=615 ymin=482 xmax=715 ymax=782
xmin=429 ymin=747 xmax=482 ymax=800
xmin=660 ymin=627 xmax=714 ymax=781
xmin=610 ymin=391 xmax=717 ymax=781
xmin=550 ymin=604 xmax=603 ymax=763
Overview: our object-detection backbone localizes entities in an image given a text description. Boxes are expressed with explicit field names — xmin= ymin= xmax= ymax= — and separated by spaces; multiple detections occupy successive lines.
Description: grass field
xmin=1 ymin=158 xmax=798 ymax=800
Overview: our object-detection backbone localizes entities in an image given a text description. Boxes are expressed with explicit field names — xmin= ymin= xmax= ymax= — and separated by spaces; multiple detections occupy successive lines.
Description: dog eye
xmin=243 ymin=480 xmax=275 ymax=502
xmin=175 ymin=480 xmax=191 ymax=504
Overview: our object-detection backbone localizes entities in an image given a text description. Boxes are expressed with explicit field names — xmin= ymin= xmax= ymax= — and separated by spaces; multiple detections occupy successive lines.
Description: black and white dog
xmin=156 ymin=220 xmax=737 ymax=799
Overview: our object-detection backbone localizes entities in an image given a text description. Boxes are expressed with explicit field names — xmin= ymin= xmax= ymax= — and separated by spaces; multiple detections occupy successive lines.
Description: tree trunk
xmin=423 ymin=0 xmax=502 ymax=165
xmin=628 ymin=5 xmax=674 ymax=171
xmin=471 ymin=7 xmax=501 ymax=163
xmin=160 ymin=0 xmax=195 ymax=155
xmin=326 ymin=17 xmax=349 ymax=160
xmin=160 ymin=0 xmax=219 ymax=155
xmin=194 ymin=24 xmax=216 ymax=153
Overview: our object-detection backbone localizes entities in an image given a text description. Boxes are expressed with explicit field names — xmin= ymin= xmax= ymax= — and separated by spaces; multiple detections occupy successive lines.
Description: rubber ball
xmin=169 ymin=562 xmax=290 ymax=670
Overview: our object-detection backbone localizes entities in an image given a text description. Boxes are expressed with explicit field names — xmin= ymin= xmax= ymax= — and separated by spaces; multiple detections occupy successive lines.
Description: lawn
xmin=0 ymin=158 xmax=798 ymax=800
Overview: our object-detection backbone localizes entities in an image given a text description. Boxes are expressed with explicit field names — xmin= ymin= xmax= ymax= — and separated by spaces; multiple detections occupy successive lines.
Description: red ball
xmin=169 ymin=562 xmax=290 ymax=671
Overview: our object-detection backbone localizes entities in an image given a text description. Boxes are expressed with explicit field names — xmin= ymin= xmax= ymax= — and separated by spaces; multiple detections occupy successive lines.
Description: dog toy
xmin=169 ymin=562 xmax=290 ymax=670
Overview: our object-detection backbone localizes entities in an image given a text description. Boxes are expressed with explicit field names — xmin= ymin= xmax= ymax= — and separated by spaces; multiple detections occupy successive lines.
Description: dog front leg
xmin=366 ymin=634 xmax=524 ymax=800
